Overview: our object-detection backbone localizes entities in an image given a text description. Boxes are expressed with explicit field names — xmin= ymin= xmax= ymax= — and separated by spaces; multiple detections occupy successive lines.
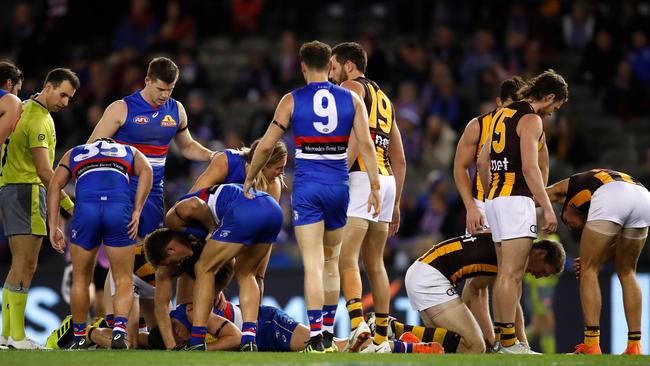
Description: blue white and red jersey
xmin=291 ymin=81 xmax=355 ymax=184
xmin=114 ymin=90 xmax=181 ymax=192
xmin=69 ymin=140 xmax=134 ymax=202
xmin=223 ymin=149 xmax=247 ymax=184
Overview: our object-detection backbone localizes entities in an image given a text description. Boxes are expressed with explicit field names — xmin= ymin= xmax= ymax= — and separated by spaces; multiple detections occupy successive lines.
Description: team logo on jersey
xmin=160 ymin=115 xmax=177 ymax=127
xmin=219 ymin=230 xmax=231 ymax=238
xmin=134 ymin=115 xmax=150 ymax=124
xmin=71 ymin=230 xmax=77 ymax=239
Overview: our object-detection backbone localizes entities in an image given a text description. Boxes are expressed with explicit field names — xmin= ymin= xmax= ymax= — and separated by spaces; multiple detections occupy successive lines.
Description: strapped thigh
xmin=621 ymin=227 xmax=649 ymax=240
xmin=585 ymin=220 xmax=621 ymax=237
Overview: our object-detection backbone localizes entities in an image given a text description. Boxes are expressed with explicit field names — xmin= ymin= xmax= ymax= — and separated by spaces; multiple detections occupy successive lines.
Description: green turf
xmin=0 ymin=350 xmax=648 ymax=366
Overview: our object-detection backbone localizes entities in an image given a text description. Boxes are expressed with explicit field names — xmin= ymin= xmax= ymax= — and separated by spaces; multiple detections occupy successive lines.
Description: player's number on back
xmin=73 ymin=141 xmax=127 ymax=162
xmin=368 ymin=87 xmax=393 ymax=134
xmin=312 ymin=89 xmax=338 ymax=134
xmin=491 ymin=108 xmax=516 ymax=154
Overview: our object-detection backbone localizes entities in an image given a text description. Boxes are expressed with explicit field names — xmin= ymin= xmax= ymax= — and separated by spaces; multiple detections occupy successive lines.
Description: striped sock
xmin=374 ymin=313 xmax=389 ymax=345
xmin=138 ymin=317 xmax=147 ymax=332
xmin=112 ymin=316 xmax=128 ymax=335
xmin=494 ymin=322 xmax=505 ymax=343
xmin=241 ymin=322 xmax=257 ymax=345
xmin=346 ymin=298 xmax=363 ymax=330
xmin=392 ymin=340 xmax=413 ymax=353
xmin=584 ymin=325 xmax=600 ymax=347
xmin=307 ymin=309 xmax=323 ymax=338
xmin=500 ymin=323 xmax=516 ymax=347
xmin=628 ymin=331 xmax=641 ymax=348
xmin=322 ymin=305 xmax=337 ymax=334
xmin=105 ymin=314 xmax=114 ymax=328
xmin=190 ymin=326 xmax=207 ymax=346
xmin=73 ymin=322 xmax=86 ymax=342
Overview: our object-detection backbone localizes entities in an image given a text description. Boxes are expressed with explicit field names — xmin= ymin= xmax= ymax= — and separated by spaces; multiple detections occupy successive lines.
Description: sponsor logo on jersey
xmin=160 ymin=115 xmax=177 ymax=127
xmin=220 ymin=230 xmax=231 ymax=238
xmin=134 ymin=115 xmax=150 ymax=124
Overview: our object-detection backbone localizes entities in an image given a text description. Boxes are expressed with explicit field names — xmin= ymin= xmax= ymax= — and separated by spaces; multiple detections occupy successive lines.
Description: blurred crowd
xmin=0 ymin=0 xmax=649 ymax=269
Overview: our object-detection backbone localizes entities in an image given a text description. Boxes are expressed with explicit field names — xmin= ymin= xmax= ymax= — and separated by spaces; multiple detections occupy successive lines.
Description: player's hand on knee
xmin=50 ymin=227 xmax=67 ymax=253
xmin=128 ymin=209 xmax=141 ymax=239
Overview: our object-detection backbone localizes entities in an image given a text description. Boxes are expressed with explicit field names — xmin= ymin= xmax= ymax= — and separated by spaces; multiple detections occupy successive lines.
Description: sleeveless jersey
xmin=487 ymin=100 xmax=536 ymax=199
xmin=0 ymin=89 xmax=14 ymax=182
xmin=69 ymin=140 xmax=134 ymax=202
xmin=349 ymin=77 xmax=394 ymax=176
xmin=133 ymin=245 xmax=155 ymax=286
xmin=114 ymin=91 xmax=181 ymax=192
xmin=180 ymin=183 xmax=269 ymax=226
xmin=471 ymin=110 xmax=494 ymax=201
xmin=223 ymin=149 xmax=247 ymax=184
xmin=291 ymin=81 xmax=355 ymax=184
xmin=562 ymin=169 xmax=643 ymax=217
xmin=417 ymin=233 xmax=498 ymax=286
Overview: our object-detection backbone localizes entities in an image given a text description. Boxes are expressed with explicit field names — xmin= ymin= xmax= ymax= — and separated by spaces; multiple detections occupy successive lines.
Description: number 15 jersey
xmin=487 ymin=100 xmax=536 ymax=199
xmin=291 ymin=81 xmax=355 ymax=184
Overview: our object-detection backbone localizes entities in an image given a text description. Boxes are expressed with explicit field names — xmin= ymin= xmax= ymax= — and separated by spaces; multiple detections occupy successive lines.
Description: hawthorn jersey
xmin=487 ymin=101 xmax=536 ymax=199
xmin=417 ymin=233 xmax=497 ymax=286
xmin=349 ymin=77 xmax=394 ymax=176
xmin=562 ymin=169 xmax=643 ymax=217
xmin=471 ymin=110 xmax=494 ymax=201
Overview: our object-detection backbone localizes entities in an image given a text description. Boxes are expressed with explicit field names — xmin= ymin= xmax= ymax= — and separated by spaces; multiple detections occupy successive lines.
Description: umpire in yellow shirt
xmin=0 ymin=68 xmax=78 ymax=349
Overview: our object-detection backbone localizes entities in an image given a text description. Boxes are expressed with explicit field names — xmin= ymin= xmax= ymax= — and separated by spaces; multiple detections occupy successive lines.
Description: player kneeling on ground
xmin=144 ymin=183 xmax=283 ymax=351
xmin=405 ymin=233 xmax=565 ymax=353
xmin=546 ymin=169 xmax=649 ymax=355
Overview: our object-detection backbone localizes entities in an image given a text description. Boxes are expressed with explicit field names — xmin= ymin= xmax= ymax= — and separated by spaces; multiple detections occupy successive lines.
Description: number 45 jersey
xmin=291 ymin=81 xmax=355 ymax=184
xmin=69 ymin=140 xmax=135 ymax=202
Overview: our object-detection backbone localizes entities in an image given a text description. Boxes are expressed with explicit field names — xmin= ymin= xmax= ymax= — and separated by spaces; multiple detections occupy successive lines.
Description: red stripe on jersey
xmin=115 ymin=140 xmax=169 ymax=157
xmin=198 ymin=188 xmax=210 ymax=202
xmin=223 ymin=302 xmax=234 ymax=322
xmin=72 ymin=157 xmax=132 ymax=177
xmin=294 ymin=135 xmax=349 ymax=147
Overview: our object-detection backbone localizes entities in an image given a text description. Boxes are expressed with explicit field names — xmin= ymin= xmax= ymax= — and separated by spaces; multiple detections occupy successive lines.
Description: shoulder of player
xmin=0 ymin=92 xmax=21 ymax=107
xmin=340 ymin=79 xmax=365 ymax=98
xmin=460 ymin=117 xmax=480 ymax=139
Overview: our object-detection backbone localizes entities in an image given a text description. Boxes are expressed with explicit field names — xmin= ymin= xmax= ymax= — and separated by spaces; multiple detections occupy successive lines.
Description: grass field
xmin=0 ymin=350 xmax=648 ymax=366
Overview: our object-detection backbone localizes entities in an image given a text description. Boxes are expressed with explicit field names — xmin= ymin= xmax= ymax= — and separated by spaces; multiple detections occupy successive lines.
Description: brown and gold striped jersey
xmin=134 ymin=245 xmax=156 ymax=286
xmin=417 ymin=233 xmax=497 ymax=286
xmin=562 ymin=169 xmax=643 ymax=218
xmin=349 ymin=76 xmax=394 ymax=176
xmin=471 ymin=110 xmax=494 ymax=201
xmin=487 ymin=101 xmax=536 ymax=199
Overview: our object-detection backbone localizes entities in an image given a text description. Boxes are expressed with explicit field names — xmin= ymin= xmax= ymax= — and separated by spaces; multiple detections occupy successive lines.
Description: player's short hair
xmin=147 ymin=57 xmax=179 ymax=84
xmin=517 ymin=69 xmax=568 ymax=103
xmin=0 ymin=61 xmax=23 ymax=88
xmin=332 ymin=42 xmax=367 ymax=73
xmin=143 ymin=228 xmax=190 ymax=268
xmin=299 ymin=41 xmax=332 ymax=71
xmin=499 ymin=76 xmax=527 ymax=102
xmin=147 ymin=326 xmax=166 ymax=350
xmin=534 ymin=239 xmax=566 ymax=275
xmin=44 ymin=68 xmax=80 ymax=90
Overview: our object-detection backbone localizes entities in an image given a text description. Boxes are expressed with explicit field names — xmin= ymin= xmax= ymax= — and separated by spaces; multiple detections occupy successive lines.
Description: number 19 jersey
xmin=291 ymin=81 xmax=355 ymax=184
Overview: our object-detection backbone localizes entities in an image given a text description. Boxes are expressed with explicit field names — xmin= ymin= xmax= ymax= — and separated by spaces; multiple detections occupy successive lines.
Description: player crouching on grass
xmin=405 ymin=233 xmax=565 ymax=353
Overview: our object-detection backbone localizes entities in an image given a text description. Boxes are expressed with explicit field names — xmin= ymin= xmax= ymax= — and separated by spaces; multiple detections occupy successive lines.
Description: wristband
xmin=370 ymin=181 xmax=380 ymax=191
xmin=60 ymin=196 xmax=74 ymax=211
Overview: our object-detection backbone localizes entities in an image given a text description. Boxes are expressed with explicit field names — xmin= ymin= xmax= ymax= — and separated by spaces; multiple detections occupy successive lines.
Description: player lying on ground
xmin=405 ymin=233 xmax=565 ymax=353
xmin=546 ymin=169 xmax=649 ymax=355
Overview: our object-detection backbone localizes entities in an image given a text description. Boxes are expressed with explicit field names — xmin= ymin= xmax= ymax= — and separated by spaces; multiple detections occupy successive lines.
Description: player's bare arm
xmin=454 ymin=118 xmax=483 ymax=234
xmin=244 ymin=93 xmax=293 ymax=198
xmin=173 ymin=101 xmax=214 ymax=161
xmin=545 ymin=178 xmax=569 ymax=205
xmin=387 ymin=120 xmax=406 ymax=236
xmin=266 ymin=178 xmax=282 ymax=202
xmin=32 ymin=146 xmax=73 ymax=214
xmin=538 ymin=133 xmax=549 ymax=186
xmin=518 ymin=114 xmax=557 ymax=234
xmin=130 ymin=147 xmax=153 ymax=239
xmin=340 ymin=80 xmax=365 ymax=168
xmin=0 ymin=93 xmax=21 ymax=146
xmin=462 ymin=275 xmax=495 ymax=345
xmin=165 ymin=197 xmax=215 ymax=233
xmin=351 ymin=91 xmax=381 ymax=217
xmin=153 ymin=266 xmax=176 ymax=349
xmin=189 ymin=152 xmax=228 ymax=191
xmin=86 ymin=100 xmax=128 ymax=142
xmin=46 ymin=150 xmax=72 ymax=253
xmin=476 ymin=136 xmax=491 ymax=214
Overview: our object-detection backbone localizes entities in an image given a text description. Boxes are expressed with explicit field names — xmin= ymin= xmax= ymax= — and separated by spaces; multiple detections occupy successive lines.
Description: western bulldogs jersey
xmin=291 ymin=81 xmax=355 ymax=184
xmin=69 ymin=140 xmax=134 ymax=202
xmin=114 ymin=91 xmax=181 ymax=191
xmin=223 ymin=149 xmax=246 ymax=184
